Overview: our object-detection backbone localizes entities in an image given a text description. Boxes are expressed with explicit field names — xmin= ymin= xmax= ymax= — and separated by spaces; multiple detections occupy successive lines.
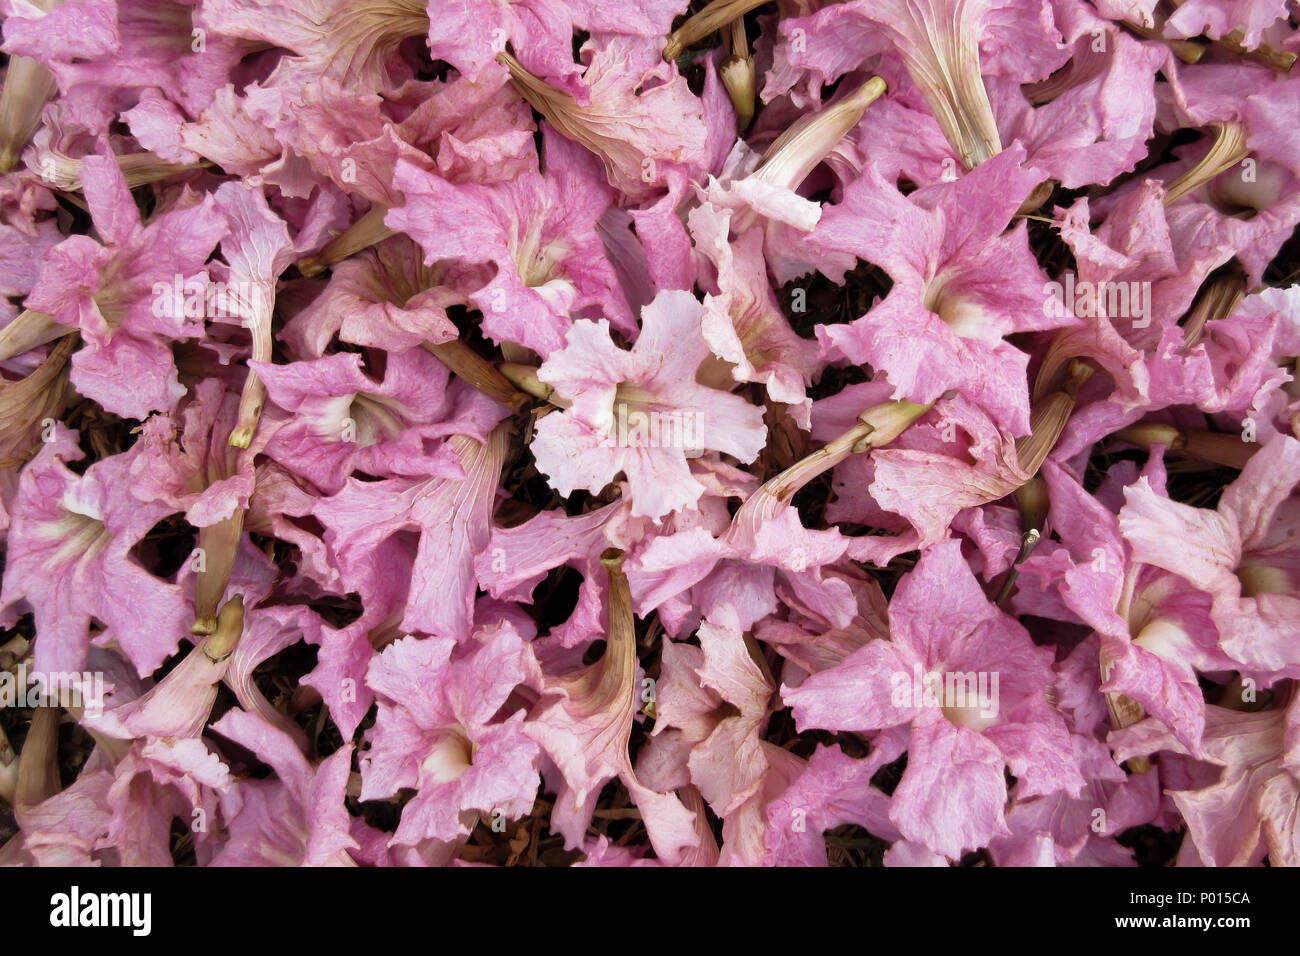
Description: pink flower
xmin=255 ymin=347 xmax=463 ymax=494
xmin=0 ymin=426 xmax=191 ymax=676
xmin=267 ymin=75 xmax=538 ymax=207
xmin=499 ymin=35 xmax=709 ymax=204
xmin=314 ymin=411 xmax=511 ymax=642
xmin=812 ymin=146 xmax=1072 ymax=434
xmin=1119 ymin=433 xmax=1300 ymax=675
xmin=648 ymin=623 xmax=774 ymax=855
xmin=1164 ymin=0 xmax=1292 ymax=48
xmin=360 ymin=623 xmax=541 ymax=846
xmin=25 ymin=145 xmax=228 ymax=418
xmin=762 ymin=743 xmax=901 ymax=866
xmin=7 ymin=0 xmax=243 ymax=116
xmin=197 ymin=0 xmax=429 ymax=93
xmin=532 ymin=290 xmax=767 ymax=520
xmin=387 ymin=129 xmax=631 ymax=357
xmin=784 ymin=539 xmax=1082 ymax=858
xmin=426 ymin=0 xmax=683 ymax=88
xmin=526 ymin=552 xmax=699 ymax=862
xmin=280 ymin=235 xmax=463 ymax=356
xmin=1013 ymin=458 xmax=1236 ymax=756
xmin=212 ymin=708 xmax=362 ymax=865
xmin=1111 ymin=689 xmax=1300 ymax=866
